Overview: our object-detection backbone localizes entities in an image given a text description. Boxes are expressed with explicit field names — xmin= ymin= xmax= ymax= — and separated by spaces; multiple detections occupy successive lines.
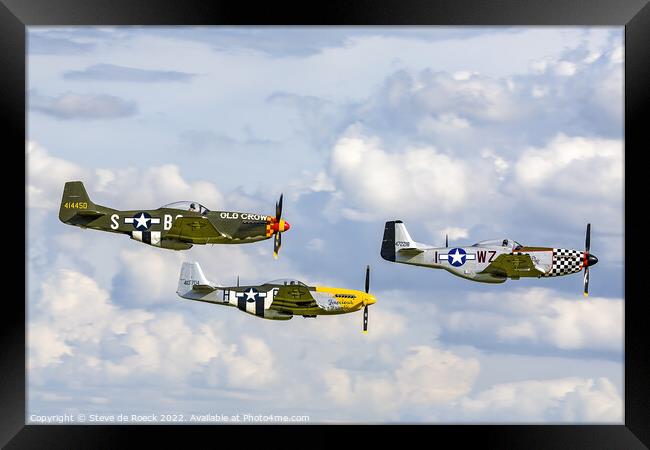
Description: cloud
xmin=323 ymin=345 xmax=480 ymax=418
xmin=29 ymin=34 xmax=95 ymax=54
xmin=439 ymin=288 xmax=623 ymax=355
xmin=92 ymin=164 xmax=224 ymax=210
xmin=29 ymin=269 xmax=279 ymax=387
xmin=514 ymin=134 xmax=622 ymax=196
xmin=371 ymin=69 xmax=523 ymax=123
xmin=29 ymin=323 xmax=73 ymax=369
xmin=30 ymin=269 xmax=153 ymax=370
xmin=27 ymin=142 xmax=224 ymax=211
xmin=27 ymin=141 xmax=84 ymax=209
xmin=416 ymin=113 xmax=471 ymax=136
xmin=438 ymin=227 xmax=469 ymax=242
xmin=273 ymin=37 xmax=622 ymax=155
xmin=511 ymin=133 xmax=623 ymax=232
xmin=266 ymin=92 xmax=348 ymax=150
xmin=325 ymin=125 xmax=503 ymax=221
xmin=30 ymin=91 xmax=137 ymax=120
xmin=317 ymin=124 xmax=621 ymax=248
xmin=459 ymin=377 xmax=622 ymax=422
xmin=306 ymin=238 xmax=324 ymax=251
xmin=177 ymin=129 xmax=277 ymax=154
xmin=63 ymin=64 xmax=196 ymax=83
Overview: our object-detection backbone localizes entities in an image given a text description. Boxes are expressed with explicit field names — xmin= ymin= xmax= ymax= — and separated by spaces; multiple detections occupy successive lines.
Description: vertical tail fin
xmin=177 ymin=261 xmax=219 ymax=298
xmin=394 ymin=221 xmax=416 ymax=247
xmin=59 ymin=181 xmax=101 ymax=223
xmin=381 ymin=220 xmax=426 ymax=262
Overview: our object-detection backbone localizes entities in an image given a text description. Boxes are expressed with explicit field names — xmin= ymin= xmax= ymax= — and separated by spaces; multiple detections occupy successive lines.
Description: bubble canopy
xmin=160 ymin=201 xmax=210 ymax=214
xmin=266 ymin=278 xmax=307 ymax=286
xmin=472 ymin=239 xmax=523 ymax=250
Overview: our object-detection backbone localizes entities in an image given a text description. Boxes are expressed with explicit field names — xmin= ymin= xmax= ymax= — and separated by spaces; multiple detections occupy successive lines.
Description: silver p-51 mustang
xmin=380 ymin=221 xmax=598 ymax=295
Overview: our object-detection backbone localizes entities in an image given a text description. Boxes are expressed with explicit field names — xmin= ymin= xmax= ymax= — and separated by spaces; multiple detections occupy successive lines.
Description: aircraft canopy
xmin=472 ymin=239 xmax=523 ymax=250
xmin=160 ymin=201 xmax=210 ymax=214
xmin=267 ymin=278 xmax=307 ymax=286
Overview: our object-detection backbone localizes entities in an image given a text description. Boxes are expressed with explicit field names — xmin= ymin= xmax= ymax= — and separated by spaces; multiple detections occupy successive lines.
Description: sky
xmin=26 ymin=26 xmax=624 ymax=424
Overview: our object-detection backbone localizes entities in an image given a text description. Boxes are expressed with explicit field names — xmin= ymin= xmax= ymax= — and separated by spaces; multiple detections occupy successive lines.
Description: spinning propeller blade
xmin=583 ymin=223 xmax=597 ymax=297
xmin=365 ymin=264 xmax=370 ymax=293
xmin=363 ymin=265 xmax=371 ymax=333
xmin=271 ymin=193 xmax=289 ymax=259
xmin=273 ymin=232 xmax=281 ymax=260
xmin=276 ymin=193 xmax=283 ymax=222
xmin=363 ymin=305 xmax=369 ymax=334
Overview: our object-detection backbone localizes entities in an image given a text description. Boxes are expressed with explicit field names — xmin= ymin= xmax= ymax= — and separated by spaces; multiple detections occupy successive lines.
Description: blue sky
xmin=27 ymin=26 xmax=624 ymax=423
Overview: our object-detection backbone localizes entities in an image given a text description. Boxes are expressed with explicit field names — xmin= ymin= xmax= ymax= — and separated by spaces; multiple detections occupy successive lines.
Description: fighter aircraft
xmin=380 ymin=220 xmax=598 ymax=295
xmin=59 ymin=181 xmax=291 ymax=257
xmin=177 ymin=262 xmax=377 ymax=332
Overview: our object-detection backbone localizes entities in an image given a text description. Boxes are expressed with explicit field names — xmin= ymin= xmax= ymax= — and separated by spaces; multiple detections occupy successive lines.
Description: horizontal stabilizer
xmin=397 ymin=247 xmax=424 ymax=255
xmin=192 ymin=284 xmax=217 ymax=293
xmin=73 ymin=209 xmax=105 ymax=217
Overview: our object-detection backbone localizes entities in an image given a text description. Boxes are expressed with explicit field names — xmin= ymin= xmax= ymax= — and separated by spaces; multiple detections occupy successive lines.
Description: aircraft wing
xmin=480 ymin=253 xmax=545 ymax=277
xmin=269 ymin=285 xmax=319 ymax=310
xmin=165 ymin=217 xmax=223 ymax=243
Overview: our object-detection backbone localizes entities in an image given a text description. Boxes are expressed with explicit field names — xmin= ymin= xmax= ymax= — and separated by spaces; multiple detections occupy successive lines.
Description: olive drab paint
xmin=59 ymin=181 xmax=291 ymax=256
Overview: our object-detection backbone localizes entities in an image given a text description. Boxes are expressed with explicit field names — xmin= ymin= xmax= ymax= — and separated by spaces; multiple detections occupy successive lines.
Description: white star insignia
xmin=134 ymin=213 xmax=150 ymax=229
xmin=244 ymin=288 xmax=257 ymax=301
xmin=450 ymin=249 xmax=464 ymax=265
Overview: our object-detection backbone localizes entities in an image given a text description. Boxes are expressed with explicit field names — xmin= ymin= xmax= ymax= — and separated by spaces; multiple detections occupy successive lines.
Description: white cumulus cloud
xmin=460 ymin=377 xmax=622 ymax=422
xmin=323 ymin=345 xmax=480 ymax=418
xmin=441 ymin=288 xmax=623 ymax=354
xmin=328 ymin=126 xmax=500 ymax=220
xmin=27 ymin=141 xmax=225 ymax=211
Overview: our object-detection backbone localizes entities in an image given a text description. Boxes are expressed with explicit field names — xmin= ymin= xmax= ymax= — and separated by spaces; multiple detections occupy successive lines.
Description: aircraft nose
xmin=588 ymin=254 xmax=598 ymax=267
xmin=283 ymin=221 xmax=290 ymax=232
xmin=365 ymin=294 xmax=376 ymax=306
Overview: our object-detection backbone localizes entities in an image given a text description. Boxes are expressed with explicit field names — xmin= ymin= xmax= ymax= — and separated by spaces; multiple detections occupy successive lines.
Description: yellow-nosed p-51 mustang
xmin=177 ymin=262 xmax=377 ymax=332
xmin=381 ymin=220 xmax=598 ymax=296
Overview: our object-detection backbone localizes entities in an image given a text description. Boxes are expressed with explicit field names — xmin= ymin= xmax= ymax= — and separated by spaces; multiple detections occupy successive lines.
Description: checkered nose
xmin=587 ymin=254 xmax=598 ymax=267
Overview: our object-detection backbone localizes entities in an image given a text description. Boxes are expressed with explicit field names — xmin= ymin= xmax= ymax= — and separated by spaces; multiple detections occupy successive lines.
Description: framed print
xmin=3 ymin=0 xmax=649 ymax=447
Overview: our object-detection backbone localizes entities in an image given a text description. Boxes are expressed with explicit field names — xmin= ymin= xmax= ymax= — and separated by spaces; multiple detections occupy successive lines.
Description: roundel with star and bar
xmin=439 ymin=247 xmax=476 ymax=267
xmin=124 ymin=212 xmax=161 ymax=231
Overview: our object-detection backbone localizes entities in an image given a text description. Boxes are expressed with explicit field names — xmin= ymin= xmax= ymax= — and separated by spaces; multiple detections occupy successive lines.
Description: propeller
xmin=583 ymin=223 xmax=598 ymax=297
xmin=271 ymin=193 xmax=290 ymax=259
xmin=363 ymin=265 xmax=370 ymax=334
xmin=273 ymin=232 xmax=281 ymax=259
xmin=583 ymin=223 xmax=591 ymax=296
xmin=276 ymin=193 xmax=283 ymax=223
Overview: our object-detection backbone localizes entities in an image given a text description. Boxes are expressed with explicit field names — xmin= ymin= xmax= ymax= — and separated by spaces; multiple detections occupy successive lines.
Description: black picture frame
xmin=3 ymin=0 xmax=648 ymax=447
